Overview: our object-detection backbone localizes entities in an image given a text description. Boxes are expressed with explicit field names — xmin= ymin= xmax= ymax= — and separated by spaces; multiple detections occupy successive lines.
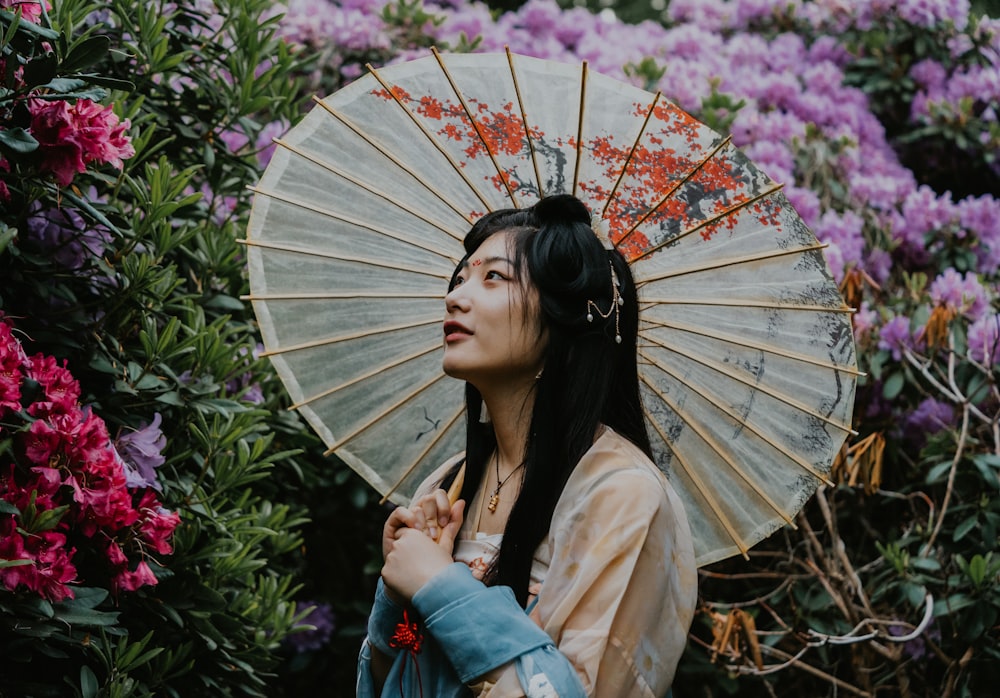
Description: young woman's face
xmin=442 ymin=231 xmax=546 ymax=390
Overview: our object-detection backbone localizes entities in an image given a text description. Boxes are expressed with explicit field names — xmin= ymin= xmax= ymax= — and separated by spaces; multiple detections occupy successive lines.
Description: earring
xmin=479 ymin=402 xmax=491 ymax=423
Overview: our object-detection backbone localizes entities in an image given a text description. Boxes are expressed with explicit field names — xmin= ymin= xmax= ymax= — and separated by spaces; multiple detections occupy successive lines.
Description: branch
xmin=922 ymin=404 xmax=971 ymax=555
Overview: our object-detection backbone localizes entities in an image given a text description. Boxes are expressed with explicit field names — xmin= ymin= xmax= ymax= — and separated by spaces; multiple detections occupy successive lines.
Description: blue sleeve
xmin=357 ymin=578 xmax=404 ymax=698
xmin=411 ymin=563 xmax=586 ymax=694
xmin=365 ymin=578 xmax=405 ymax=656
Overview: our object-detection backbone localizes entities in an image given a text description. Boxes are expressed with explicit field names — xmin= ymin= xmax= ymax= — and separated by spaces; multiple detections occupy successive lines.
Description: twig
xmin=744 ymin=645 xmax=873 ymax=697
xmin=922 ymin=404 xmax=970 ymax=556
xmin=903 ymin=347 xmax=990 ymax=425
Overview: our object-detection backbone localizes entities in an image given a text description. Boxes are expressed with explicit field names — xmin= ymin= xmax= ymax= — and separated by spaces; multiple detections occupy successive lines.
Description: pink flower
xmin=0 ymin=1 xmax=48 ymax=24
xmin=25 ymin=353 xmax=81 ymax=417
xmin=0 ymin=319 xmax=30 ymax=413
xmin=29 ymin=98 xmax=135 ymax=187
xmin=136 ymin=490 xmax=180 ymax=556
xmin=112 ymin=559 xmax=158 ymax=593
xmin=0 ymin=518 xmax=77 ymax=602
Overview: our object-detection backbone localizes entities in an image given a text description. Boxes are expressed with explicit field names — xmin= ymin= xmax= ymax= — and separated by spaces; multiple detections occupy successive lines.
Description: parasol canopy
xmin=244 ymin=49 xmax=858 ymax=567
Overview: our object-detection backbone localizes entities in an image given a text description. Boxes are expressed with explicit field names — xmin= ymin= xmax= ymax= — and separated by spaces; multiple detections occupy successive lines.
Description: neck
xmin=480 ymin=379 xmax=536 ymax=475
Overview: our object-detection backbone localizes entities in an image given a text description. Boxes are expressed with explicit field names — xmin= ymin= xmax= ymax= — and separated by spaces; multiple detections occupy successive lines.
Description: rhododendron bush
xmin=1 ymin=0 xmax=317 ymax=695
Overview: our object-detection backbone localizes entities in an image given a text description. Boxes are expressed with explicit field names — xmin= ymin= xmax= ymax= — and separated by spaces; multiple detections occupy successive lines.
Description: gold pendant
xmin=487 ymin=492 xmax=499 ymax=513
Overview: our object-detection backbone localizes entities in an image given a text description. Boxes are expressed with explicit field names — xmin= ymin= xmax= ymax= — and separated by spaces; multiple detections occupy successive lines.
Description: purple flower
xmin=286 ymin=601 xmax=336 ymax=652
xmin=853 ymin=302 xmax=879 ymax=342
xmin=815 ymin=209 xmax=866 ymax=283
xmin=25 ymin=204 xmax=112 ymax=272
xmin=905 ymin=397 xmax=956 ymax=438
xmin=928 ymin=269 xmax=989 ymax=321
xmin=115 ymin=413 xmax=167 ymax=492
xmin=967 ymin=313 xmax=1000 ymax=365
xmin=878 ymin=315 xmax=918 ymax=360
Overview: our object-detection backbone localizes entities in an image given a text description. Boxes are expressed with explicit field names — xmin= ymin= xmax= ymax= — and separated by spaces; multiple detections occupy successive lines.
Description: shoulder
xmin=573 ymin=428 xmax=667 ymax=499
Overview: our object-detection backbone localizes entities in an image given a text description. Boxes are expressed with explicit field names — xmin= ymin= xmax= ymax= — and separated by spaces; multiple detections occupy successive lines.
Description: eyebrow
xmin=459 ymin=255 xmax=514 ymax=270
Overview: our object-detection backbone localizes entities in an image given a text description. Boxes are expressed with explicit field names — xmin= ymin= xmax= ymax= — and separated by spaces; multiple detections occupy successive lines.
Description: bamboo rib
xmin=289 ymin=343 xmax=441 ymax=411
xmin=311 ymin=96 xmax=473 ymax=224
xmin=644 ymin=405 xmax=750 ymax=559
xmin=627 ymin=181 xmax=785 ymax=265
xmin=245 ymin=185 xmax=462 ymax=261
xmin=379 ymin=405 xmax=466 ymax=504
xmin=639 ymin=373 xmax=796 ymax=527
xmin=639 ymin=349 xmax=834 ymax=485
xmin=242 ymin=291 xmax=446 ymax=301
xmin=616 ymin=135 xmax=733 ymax=252
xmin=506 ymin=47 xmax=544 ymax=198
xmin=365 ymin=62 xmax=494 ymax=211
xmin=259 ymin=316 xmax=441 ymax=358
xmin=572 ymin=60 xmax=588 ymax=196
xmin=635 ymin=297 xmax=854 ymax=312
xmin=323 ymin=370 xmax=451 ymax=456
xmin=642 ymin=317 xmax=863 ymax=376
xmin=240 ymin=238 xmax=452 ymax=281
xmin=431 ymin=47 xmax=518 ymax=208
xmin=600 ymin=91 xmax=663 ymax=219
xmin=635 ymin=242 xmax=830 ymax=285
xmin=643 ymin=333 xmax=858 ymax=435
xmin=273 ymin=137 xmax=467 ymax=243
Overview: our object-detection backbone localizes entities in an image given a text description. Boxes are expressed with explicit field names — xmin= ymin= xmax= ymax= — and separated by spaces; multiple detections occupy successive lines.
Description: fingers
xmin=417 ymin=489 xmax=452 ymax=541
xmin=437 ymin=499 xmax=466 ymax=551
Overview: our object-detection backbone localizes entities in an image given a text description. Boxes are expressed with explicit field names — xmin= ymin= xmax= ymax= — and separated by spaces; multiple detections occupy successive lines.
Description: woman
xmin=357 ymin=194 xmax=697 ymax=697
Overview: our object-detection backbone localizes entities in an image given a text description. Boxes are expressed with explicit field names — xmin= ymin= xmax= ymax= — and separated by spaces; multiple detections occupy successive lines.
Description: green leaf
xmin=75 ymin=73 xmax=135 ymax=91
xmin=80 ymin=665 xmax=98 ymax=698
xmin=882 ymin=372 xmax=906 ymax=400
xmin=22 ymin=53 xmax=57 ymax=88
xmin=0 ymin=500 xmax=19 ymax=515
xmin=0 ymin=226 xmax=17 ymax=254
xmin=953 ymin=515 xmax=979 ymax=542
xmin=0 ymin=127 xmax=39 ymax=154
xmin=61 ymin=35 xmax=111 ymax=73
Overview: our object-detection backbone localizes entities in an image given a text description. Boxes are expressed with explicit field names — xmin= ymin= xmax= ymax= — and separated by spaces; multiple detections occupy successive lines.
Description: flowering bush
xmin=0 ymin=317 xmax=179 ymax=601
xmin=1 ymin=0 xmax=313 ymax=695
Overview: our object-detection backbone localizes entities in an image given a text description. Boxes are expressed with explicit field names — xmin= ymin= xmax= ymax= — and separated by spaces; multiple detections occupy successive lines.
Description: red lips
xmin=443 ymin=320 xmax=472 ymax=341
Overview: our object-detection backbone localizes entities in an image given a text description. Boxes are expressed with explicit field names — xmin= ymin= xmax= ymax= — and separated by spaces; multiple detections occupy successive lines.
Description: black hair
xmin=443 ymin=194 xmax=650 ymax=607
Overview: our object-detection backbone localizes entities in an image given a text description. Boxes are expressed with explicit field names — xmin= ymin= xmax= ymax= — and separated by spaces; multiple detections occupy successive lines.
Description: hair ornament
xmin=591 ymin=218 xmax=614 ymax=251
xmin=586 ymin=262 xmax=623 ymax=344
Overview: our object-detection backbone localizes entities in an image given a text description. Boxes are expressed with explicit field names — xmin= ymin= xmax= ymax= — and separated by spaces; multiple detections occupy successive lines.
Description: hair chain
xmin=586 ymin=262 xmax=624 ymax=344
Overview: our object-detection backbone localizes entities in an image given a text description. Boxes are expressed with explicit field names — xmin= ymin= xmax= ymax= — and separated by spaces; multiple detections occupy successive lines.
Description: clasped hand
xmin=381 ymin=489 xmax=465 ymax=603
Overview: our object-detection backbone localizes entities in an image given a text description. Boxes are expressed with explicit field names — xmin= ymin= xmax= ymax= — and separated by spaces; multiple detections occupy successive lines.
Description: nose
xmin=445 ymin=282 xmax=469 ymax=313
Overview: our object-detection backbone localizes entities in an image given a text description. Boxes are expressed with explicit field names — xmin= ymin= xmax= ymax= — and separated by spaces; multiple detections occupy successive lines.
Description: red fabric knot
xmin=389 ymin=609 xmax=423 ymax=654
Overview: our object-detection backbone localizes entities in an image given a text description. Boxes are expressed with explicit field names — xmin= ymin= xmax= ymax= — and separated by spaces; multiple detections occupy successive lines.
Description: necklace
xmin=487 ymin=455 xmax=524 ymax=513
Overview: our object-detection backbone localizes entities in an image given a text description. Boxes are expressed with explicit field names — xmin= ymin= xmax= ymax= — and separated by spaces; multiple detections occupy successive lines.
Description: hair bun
xmin=532 ymin=194 xmax=592 ymax=226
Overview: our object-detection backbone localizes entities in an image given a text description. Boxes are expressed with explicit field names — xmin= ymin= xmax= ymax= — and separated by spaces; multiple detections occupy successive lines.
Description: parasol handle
xmin=446 ymin=464 xmax=465 ymax=506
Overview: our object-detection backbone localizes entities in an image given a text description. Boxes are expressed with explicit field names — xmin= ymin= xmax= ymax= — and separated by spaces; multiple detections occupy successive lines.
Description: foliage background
xmin=2 ymin=0 xmax=999 ymax=696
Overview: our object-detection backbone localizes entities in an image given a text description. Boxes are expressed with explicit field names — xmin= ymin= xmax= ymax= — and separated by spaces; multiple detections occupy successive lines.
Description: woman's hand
xmin=381 ymin=488 xmax=456 ymax=562
xmin=382 ymin=499 xmax=465 ymax=603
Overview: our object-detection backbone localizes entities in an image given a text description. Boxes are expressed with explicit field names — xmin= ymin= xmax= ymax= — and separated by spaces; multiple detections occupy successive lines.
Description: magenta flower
xmin=0 ymin=318 xmax=178 ymax=601
xmin=29 ymin=98 xmax=135 ymax=187
xmin=0 ymin=319 xmax=30 ymax=413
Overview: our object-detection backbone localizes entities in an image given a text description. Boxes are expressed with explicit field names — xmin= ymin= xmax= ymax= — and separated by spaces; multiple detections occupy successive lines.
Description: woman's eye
xmin=485 ymin=270 xmax=506 ymax=280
